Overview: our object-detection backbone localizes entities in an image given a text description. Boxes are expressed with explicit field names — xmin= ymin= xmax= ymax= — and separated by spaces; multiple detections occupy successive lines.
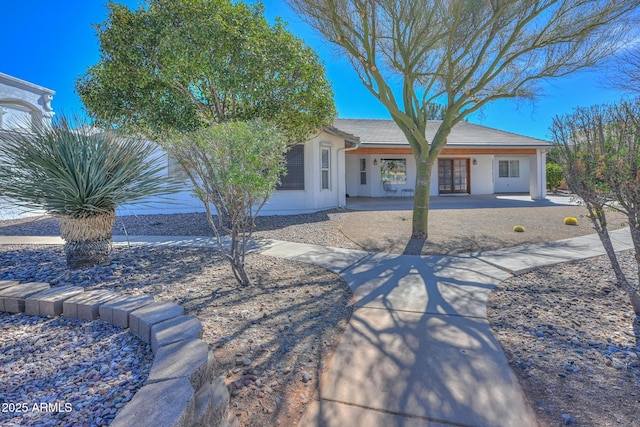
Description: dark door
xmin=438 ymin=159 xmax=469 ymax=194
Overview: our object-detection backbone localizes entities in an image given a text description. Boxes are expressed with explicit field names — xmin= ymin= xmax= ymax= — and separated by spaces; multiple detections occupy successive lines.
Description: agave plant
xmin=0 ymin=116 xmax=179 ymax=269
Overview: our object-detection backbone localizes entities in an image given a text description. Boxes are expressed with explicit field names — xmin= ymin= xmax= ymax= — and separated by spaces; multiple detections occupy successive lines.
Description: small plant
xmin=564 ymin=217 xmax=578 ymax=226
xmin=513 ymin=225 xmax=525 ymax=232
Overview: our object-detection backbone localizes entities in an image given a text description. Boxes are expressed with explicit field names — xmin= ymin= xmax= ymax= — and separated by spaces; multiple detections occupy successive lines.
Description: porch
xmin=345 ymin=194 xmax=578 ymax=211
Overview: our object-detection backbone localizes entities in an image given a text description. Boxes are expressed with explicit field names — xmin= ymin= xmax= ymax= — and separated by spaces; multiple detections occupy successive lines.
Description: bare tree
xmin=609 ymin=47 xmax=640 ymax=94
xmin=551 ymin=99 xmax=640 ymax=314
xmin=287 ymin=0 xmax=640 ymax=243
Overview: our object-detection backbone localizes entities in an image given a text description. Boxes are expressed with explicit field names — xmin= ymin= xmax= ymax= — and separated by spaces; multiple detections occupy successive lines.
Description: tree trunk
xmin=591 ymin=214 xmax=640 ymax=314
xmin=625 ymin=214 xmax=640 ymax=314
xmin=411 ymin=156 xmax=434 ymax=240
xmin=60 ymin=211 xmax=115 ymax=270
xmin=229 ymin=230 xmax=251 ymax=286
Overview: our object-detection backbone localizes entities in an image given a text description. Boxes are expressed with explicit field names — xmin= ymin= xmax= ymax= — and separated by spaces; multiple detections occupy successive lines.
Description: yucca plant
xmin=0 ymin=116 xmax=179 ymax=269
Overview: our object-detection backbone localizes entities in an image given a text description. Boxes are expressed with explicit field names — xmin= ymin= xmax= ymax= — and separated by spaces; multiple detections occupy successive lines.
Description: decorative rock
xmin=110 ymin=377 xmax=195 ymax=427
xmin=99 ymin=294 xmax=155 ymax=328
xmin=151 ymin=315 xmax=203 ymax=353
xmin=25 ymin=285 xmax=84 ymax=317
xmin=147 ymin=339 xmax=214 ymax=391
xmin=0 ymin=282 xmax=50 ymax=313
xmin=129 ymin=301 xmax=184 ymax=344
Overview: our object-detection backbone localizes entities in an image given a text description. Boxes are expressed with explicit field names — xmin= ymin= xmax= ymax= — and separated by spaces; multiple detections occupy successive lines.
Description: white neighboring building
xmin=0 ymin=72 xmax=55 ymax=219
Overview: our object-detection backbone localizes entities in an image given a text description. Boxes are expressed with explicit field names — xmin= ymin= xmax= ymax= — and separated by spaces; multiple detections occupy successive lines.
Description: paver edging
xmin=0 ymin=280 xmax=236 ymax=427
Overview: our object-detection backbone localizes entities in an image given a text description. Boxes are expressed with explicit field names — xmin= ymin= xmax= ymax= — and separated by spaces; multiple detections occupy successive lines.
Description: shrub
xmin=564 ymin=217 xmax=578 ymax=226
xmin=513 ymin=225 xmax=525 ymax=232
xmin=546 ymin=162 xmax=563 ymax=192
xmin=0 ymin=115 xmax=179 ymax=268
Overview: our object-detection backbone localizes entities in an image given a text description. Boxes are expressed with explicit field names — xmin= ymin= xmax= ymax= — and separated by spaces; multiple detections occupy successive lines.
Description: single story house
xmin=124 ymin=118 xmax=550 ymax=216
xmin=0 ymin=72 xmax=551 ymax=218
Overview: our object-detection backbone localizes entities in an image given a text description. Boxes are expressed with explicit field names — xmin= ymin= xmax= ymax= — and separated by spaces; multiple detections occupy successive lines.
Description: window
xmin=498 ymin=160 xmax=520 ymax=178
xmin=277 ymin=145 xmax=305 ymax=190
xmin=321 ymin=148 xmax=330 ymax=190
xmin=360 ymin=158 xmax=367 ymax=185
xmin=381 ymin=159 xmax=407 ymax=184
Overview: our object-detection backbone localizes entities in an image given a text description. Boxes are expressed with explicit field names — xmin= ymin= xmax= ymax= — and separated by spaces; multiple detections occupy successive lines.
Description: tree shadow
xmin=361 ymin=233 xmax=542 ymax=256
xmin=0 ymin=242 xmax=353 ymax=426
xmin=263 ymin=246 xmax=539 ymax=426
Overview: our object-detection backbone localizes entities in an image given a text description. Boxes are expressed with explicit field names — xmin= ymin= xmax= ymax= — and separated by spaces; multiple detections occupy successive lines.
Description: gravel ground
xmin=0 ymin=313 xmax=153 ymax=426
xmin=0 ymin=244 xmax=351 ymax=427
xmin=1 ymin=206 xmax=639 ymax=426
xmin=0 ymin=210 xmax=361 ymax=250
xmin=488 ymin=251 xmax=640 ymax=426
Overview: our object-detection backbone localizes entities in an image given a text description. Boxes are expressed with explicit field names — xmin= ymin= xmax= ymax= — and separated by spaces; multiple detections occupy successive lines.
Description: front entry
xmin=438 ymin=158 xmax=470 ymax=194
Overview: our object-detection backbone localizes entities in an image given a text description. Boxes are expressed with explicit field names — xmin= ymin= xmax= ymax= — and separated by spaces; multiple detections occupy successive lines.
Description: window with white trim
xmin=321 ymin=148 xmax=330 ymax=190
xmin=359 ymin=158 xmax=367 ymax=185
xmin=498 ymin=160 xmax=520 ymax=178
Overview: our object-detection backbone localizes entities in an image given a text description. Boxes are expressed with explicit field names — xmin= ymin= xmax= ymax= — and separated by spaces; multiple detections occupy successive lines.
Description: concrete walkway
xmin=0 ymin=228 xmax=634 ymax=426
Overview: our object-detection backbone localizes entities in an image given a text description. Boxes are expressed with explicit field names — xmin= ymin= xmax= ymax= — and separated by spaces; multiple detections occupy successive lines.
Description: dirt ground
xmin=1 ymin=201 xmax=638 ymax=426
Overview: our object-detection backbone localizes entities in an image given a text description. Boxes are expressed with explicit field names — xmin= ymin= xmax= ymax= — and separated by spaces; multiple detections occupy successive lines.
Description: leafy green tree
xmin=77 ymin=0 xmax=335 ymax=143
xmin=551 ymin=99 xmax=640 ymax=314
xmin=166 ymin=120 xmax=287 ymax=285
xmin=0 ymin=116 xmax=178 ymax=269
xmin=77 ymin=0 xmax=336 ymax=284
xmin=286 ymin=0 xmax=640 ymax=243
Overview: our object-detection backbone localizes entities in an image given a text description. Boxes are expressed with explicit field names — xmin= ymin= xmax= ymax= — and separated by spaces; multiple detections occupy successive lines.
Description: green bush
xmin=546 ymin=162 xmax=563 ymax=192
xmin=513 ymin=225 xmax=525 ymax=232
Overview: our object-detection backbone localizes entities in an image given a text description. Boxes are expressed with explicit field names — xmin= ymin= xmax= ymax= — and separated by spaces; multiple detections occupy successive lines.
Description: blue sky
xmin=0 ymin=1 xmax=629 ymax=140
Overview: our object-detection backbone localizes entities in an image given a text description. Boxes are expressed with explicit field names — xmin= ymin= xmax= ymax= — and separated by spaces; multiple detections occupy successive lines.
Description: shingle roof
xmin=332 ymin=118 xmax=551 ymax=147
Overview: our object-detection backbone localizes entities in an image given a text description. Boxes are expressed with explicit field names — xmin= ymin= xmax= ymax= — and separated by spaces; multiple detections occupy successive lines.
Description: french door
xmin=438 ymin=158 xmax=470 ymax=194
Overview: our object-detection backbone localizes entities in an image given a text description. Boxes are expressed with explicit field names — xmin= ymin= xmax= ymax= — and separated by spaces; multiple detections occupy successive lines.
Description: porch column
xmin=529 ymin=149 xmax=547 ymax=199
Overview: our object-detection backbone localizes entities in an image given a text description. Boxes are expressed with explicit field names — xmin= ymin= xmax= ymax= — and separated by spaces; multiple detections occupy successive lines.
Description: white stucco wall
xmin=264 ymin=133 xmax=346 ymax=214
xmin=347 ymin=154 xmax=417 ymax=197
xmin=349 ymin=152 xmax=537 ymax=197
xmin=493 ymin=156 xmax=532 ymax=193
xmin=470 ymin=156 xmax=495 ymax=194
xmin=117 ymin=131 xmax=350 ymax=217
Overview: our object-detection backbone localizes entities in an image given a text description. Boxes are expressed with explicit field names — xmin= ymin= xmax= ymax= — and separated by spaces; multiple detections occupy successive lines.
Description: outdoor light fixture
xmin=373 ymin=159 xmax=378 ymax=165
xmin=472 ymin=158 xmax=478 ymax=165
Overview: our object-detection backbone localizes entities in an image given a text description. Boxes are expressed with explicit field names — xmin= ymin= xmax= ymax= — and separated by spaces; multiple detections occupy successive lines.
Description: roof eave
xmin=0 ymin=72 xmax=56 ymax=95
xmin=323 ymin=124 xmax=360 ymax=147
